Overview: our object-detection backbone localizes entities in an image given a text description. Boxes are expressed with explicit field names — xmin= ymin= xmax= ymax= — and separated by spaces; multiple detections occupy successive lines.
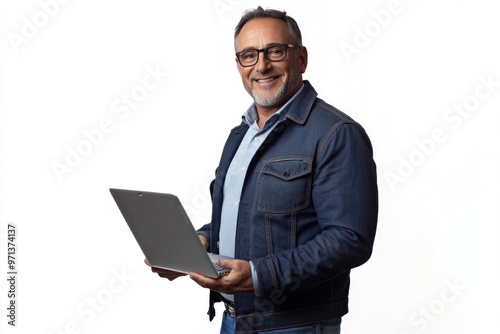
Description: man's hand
xmin=189 ymin=258 xmax=254 ymax=294
xmin=198 ymin=234 xmax=209 ymax=250
xmin=144 ymin=258 xmax=187 ymax=281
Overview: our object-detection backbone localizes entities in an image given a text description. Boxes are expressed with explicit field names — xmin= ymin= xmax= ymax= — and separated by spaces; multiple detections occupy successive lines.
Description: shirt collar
xmin=241 ymin=83 xmax=305 ymax=127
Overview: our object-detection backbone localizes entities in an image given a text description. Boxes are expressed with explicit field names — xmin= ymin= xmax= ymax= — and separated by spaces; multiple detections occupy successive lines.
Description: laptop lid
xmin=110 ymin=188 xmax=225 ymax=278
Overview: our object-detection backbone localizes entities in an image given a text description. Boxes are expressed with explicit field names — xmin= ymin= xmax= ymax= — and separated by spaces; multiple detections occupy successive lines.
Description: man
xmin=147 ymin=6 xmax=378 ymax=333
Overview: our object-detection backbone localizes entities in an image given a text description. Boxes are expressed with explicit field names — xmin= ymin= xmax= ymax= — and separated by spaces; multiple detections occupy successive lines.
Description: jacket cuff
xmin=250 ymin=256 xmax=278 ymax=298
xmin=249 ymin=261 xmax=263 ymax=297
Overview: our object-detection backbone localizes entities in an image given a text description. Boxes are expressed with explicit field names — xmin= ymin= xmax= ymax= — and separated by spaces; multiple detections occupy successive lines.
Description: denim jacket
xmin=198 ymin=81 xmax=378 ymax=333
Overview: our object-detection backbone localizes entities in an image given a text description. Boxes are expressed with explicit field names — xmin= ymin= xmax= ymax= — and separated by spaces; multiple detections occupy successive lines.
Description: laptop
xmin=110 ymin=188 xmax=230 ymax=278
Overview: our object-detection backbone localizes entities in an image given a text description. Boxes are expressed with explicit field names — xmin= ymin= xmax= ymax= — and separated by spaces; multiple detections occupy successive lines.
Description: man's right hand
xmin=144 ymin=234 xmax=209 ymax=281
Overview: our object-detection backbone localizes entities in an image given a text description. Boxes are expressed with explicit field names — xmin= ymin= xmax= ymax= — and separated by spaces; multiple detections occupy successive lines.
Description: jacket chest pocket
xmin=257 ymin=157 xmax=313 ymax=214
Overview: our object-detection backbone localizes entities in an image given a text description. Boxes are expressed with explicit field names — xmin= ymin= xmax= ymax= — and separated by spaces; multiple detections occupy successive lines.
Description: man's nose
xmin=255 ymin=51 xmax=272 ymax=72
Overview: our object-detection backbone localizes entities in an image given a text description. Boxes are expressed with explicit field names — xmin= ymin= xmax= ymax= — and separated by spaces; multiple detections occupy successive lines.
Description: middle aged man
xmin=148 ymin=6 xmax=378 ymax=334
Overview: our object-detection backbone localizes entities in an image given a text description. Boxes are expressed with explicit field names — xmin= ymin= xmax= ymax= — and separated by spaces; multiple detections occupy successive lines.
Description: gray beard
xmin=250 ymin=63 xmax=302 ymax=107
xmin=250 ymin=80 xmax=288 ymax=108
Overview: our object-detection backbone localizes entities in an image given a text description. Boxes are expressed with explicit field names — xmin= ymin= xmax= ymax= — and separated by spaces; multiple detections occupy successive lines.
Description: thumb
xmin=216 ymin=258 xmax=234 ymax=269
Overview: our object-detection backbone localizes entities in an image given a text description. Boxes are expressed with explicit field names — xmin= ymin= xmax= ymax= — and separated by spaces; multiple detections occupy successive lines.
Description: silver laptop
xmin=110 ymin=188 xmax=230 ymax=278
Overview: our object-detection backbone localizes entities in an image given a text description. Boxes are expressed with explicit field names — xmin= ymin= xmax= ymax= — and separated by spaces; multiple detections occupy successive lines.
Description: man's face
xmin=235 ymin=18 xmax=307 ymax=111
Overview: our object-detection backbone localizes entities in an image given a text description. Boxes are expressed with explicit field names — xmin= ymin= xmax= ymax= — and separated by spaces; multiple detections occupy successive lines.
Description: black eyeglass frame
xmin=235 ymin=43 xmax=298 ymax=67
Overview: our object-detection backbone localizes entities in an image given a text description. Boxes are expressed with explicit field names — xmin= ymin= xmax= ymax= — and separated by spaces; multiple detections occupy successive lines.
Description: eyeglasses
xmin=235 ymin=44 xmax=298 ymax=67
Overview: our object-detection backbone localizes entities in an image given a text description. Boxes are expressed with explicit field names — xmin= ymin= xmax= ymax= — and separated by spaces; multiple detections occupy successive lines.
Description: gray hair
xmin=234 ymin=6 xmax=303 ymax=49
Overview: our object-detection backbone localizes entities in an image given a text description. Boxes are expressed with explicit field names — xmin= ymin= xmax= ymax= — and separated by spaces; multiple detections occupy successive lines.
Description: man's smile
xmin=256 ymin=77 xmax=277 ymax=83
xmin=253 ymin=75 xmax=281 ymax=85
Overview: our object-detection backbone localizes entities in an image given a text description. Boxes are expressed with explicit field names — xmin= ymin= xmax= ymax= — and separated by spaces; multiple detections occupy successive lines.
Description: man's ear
xmin=299 ymin=46 xmax=308 ymax=74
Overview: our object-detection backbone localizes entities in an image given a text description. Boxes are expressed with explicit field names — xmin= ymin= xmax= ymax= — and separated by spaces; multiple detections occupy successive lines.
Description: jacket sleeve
xmin=251 ymin=122 xmax=378 ymax=297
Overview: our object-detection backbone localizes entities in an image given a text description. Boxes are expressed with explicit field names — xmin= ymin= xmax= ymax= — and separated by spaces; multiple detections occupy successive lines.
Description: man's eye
xmin=242 ymin=52 xmax=257 ymax=60
xmin=268 ymin=48 xmax=284 ymax=56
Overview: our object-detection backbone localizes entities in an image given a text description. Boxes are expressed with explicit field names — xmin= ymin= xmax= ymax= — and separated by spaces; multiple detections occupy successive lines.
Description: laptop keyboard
xmin=212 ymin=261 xmax=230 ymax=276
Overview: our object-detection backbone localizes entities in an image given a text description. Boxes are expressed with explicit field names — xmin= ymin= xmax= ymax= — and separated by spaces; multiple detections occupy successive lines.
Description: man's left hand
xmin=189 ymin=259 xmax=254 ymax=294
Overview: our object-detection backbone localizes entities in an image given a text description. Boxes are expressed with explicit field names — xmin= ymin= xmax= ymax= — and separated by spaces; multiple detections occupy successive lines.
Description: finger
xmin=190 ymin=272 xmax=217 ymax=289
xmin=158 ymin=273 xmax=179 ymax=281
xmin=144 ymin=258 xmax=152 ymax=267
xmin=216 ymin=258 xmax=234 ymax=269
xmin=189 ymin=272 xmax=205 ymax=285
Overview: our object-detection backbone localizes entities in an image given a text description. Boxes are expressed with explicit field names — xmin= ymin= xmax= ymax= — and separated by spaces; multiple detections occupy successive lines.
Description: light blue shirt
xmin=219 ymin=85 xmax=304 ymax=300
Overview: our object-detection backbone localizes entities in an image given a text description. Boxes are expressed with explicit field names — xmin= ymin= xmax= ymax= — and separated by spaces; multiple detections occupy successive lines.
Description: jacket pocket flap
xmin=261 ymin=157 xmax=312 ymax=181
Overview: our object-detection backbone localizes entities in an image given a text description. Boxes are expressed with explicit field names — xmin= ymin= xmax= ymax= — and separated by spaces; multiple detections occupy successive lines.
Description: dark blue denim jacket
xmin=198 ymin=81 xmax=378 ymax=333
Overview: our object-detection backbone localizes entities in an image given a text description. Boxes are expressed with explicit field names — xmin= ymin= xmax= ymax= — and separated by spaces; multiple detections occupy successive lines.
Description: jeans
xmin=220 ymin=311 xmax=236 ymax=334
xmin=220 ymin=311 xmax=341 ymax=334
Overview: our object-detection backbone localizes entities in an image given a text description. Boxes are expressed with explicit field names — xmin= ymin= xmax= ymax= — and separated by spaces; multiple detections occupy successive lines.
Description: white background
xmin=1 ymin=0 xmax=499 ymax=333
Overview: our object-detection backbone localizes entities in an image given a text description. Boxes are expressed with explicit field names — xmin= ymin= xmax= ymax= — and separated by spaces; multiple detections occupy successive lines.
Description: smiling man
xmin=234 ymin=16 xmax=307 ymax=128
xmin=147 ymin=7 xmax=378 ymax=334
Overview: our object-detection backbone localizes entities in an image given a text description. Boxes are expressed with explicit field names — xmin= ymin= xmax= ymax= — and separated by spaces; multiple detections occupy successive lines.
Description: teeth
xmin=257 ymin=77 xmax=275 ymax=83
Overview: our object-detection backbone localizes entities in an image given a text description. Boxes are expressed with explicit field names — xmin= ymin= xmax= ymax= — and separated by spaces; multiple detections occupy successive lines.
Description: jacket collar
xmin=281 ymin=80 xmax=318 ymax=125
xmin=228 ymin=80 xmax=317 ymax=136
xmin=237 ymin=80 xmax=318 ymax=130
